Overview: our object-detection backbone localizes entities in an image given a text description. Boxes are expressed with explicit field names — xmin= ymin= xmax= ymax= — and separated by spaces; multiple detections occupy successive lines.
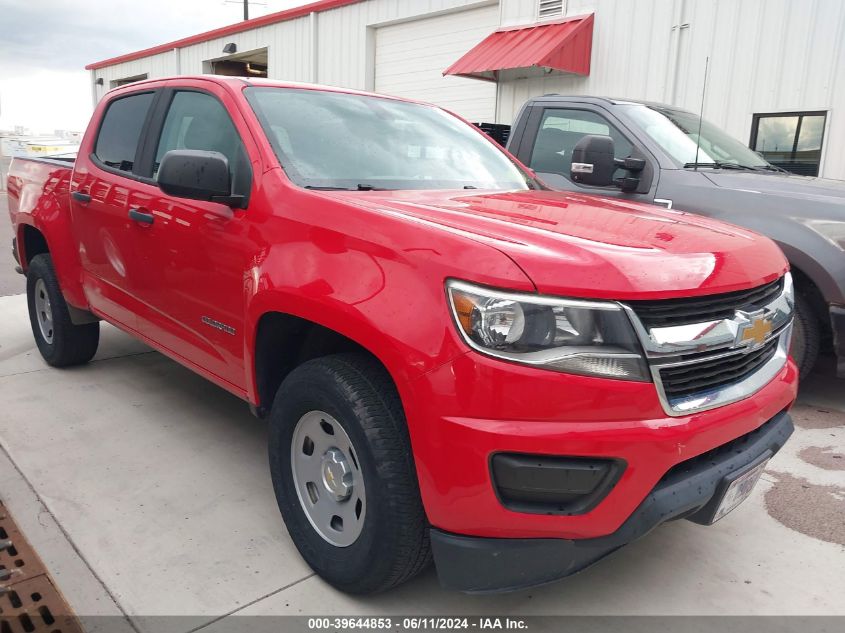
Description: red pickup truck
xmin=7 ymin=76 xmax=797 ymax=594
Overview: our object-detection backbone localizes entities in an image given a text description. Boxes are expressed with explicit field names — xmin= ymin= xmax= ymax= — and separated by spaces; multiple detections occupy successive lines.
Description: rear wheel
xmin=268 ymin=353 xmax=430 ymax=594
xmin=791 ymin=292 xmax=820 ymax=379
xmin=26 ymin=254 xmax=99 ymax=367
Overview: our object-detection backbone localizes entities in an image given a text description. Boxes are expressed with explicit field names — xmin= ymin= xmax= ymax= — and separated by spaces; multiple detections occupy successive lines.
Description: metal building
xmin=87 ymin=0 xmax=845 ymax=179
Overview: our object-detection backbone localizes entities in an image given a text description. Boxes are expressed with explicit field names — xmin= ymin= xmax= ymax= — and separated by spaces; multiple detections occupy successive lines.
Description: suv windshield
xmin=624 ymin=104 xmax=772 ymax=169
xmin=245 ymin=87 xmax=534 ymax=191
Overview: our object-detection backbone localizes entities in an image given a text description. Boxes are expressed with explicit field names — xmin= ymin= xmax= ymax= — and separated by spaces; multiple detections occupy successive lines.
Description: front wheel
xmin=790 ymin=293 xmax=820 ymax=379
xmin=268 ymin=353 xmax=431 ymax=594
xmin=26 ymin=254 xmax=99 ymax=367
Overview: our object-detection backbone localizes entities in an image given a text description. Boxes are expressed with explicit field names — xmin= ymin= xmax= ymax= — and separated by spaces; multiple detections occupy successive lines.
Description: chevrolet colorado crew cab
xmin=506 ymin=95 xmax=845 ymax=379
xmin=7 ymin=76 xmax=797 ymax=594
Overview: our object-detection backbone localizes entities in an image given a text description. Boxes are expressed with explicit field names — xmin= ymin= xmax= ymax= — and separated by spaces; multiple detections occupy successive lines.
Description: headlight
xmin=446 ymin=280 xmax=650 ymax=381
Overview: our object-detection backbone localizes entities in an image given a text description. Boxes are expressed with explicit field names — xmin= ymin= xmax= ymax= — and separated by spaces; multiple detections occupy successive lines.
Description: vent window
xmin=538 ymin=0 xmax=565 ymax=19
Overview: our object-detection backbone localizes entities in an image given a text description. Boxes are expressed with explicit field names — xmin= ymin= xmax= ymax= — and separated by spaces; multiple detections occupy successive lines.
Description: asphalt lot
xmin=0 ymin=191 xmax=843 ymax=631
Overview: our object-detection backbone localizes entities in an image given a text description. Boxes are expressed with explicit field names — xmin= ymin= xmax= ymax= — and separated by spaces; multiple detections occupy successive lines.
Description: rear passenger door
xmin=71 ymin=89 xmax=160 ymax=329
xmin=514 ymin=105 xmax=657 ymax=203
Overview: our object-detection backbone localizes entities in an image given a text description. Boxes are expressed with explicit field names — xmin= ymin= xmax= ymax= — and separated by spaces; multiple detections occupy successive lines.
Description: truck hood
xmin=703 ymin=171 xmax=845 ymax=213
xmin=325 ymin=189 xmax=787 ymax=300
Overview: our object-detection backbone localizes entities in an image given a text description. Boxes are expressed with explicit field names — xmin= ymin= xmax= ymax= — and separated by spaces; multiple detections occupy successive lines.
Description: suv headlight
xmin=446 ymin=280 xmax=650 ymax=381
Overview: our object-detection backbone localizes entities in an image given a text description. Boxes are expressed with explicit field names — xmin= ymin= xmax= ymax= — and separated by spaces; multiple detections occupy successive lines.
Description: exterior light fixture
xmin=223 ymin=42 xmax=237 ymax=54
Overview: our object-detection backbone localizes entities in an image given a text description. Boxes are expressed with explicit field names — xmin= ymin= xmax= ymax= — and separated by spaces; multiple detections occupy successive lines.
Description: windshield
xmin=244 ymin=87 xmax=533 ymax=191
xmin=624 ymin=104 xmax=771 ymax=168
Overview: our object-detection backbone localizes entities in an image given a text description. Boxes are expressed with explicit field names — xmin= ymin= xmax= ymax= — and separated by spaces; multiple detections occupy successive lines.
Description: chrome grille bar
xmin=621 ymin=273 xmax=794 ymax=416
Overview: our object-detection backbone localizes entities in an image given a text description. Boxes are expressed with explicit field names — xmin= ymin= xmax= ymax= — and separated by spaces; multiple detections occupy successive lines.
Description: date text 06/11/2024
xmin=306 ymin=617 xmax=529 ymax=630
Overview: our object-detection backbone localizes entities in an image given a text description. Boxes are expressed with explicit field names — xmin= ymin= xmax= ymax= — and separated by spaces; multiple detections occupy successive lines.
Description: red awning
xmin=443 ymin=14 xmax=594 ymax=81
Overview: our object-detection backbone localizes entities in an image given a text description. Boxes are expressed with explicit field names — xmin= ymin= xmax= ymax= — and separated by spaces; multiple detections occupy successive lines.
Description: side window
xmin=94 ymin=92 xmax=155 ymax=173
xmin=529 ymin=108 xmax=633 ymax=182
xmin=154 ymin=91 xmax=247 ymax=192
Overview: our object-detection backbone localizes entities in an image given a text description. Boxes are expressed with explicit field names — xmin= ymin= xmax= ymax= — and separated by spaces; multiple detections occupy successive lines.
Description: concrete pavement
xmin=0 ymin=268 xmax=843 ymax=628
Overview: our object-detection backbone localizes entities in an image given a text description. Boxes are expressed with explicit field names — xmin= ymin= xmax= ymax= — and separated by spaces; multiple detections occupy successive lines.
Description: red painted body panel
xmin=6 ymin=76 xmax=797 ymax=542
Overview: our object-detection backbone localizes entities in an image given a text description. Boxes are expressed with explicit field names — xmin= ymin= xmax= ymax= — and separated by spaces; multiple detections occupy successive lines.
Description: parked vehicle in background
xmin=7 ymin=76 xmax=796 ymax=593
xmin=507 ymin=96 xmax=845 ymax=379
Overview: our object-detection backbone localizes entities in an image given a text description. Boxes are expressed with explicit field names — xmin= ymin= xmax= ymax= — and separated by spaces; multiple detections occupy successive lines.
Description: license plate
xmin=711 ymin=458 xmax=770 ymax=523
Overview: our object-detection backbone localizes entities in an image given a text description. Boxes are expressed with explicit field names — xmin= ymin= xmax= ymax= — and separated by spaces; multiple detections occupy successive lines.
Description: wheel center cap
xmin=321 ymin=448 xmax=353 ymax=501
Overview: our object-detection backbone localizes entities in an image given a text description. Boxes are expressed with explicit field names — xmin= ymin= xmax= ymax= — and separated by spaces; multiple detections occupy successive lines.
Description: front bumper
xmin=430 ymin=410 xmax=794 ymax=593
xmin=831 ymin=304 xmax=845 ymax=377
xmin=406 ymin=351 xmax=797 ymax=541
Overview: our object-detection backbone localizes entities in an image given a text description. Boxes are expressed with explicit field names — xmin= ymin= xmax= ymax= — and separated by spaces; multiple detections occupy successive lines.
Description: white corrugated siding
xmin=91 ymin=0 xmax=845 ymax=178
xmin=91 ymin=0 xmax=499 ymax=121
xmin=92 ymin=50 xmax=177 ymax=100
xmin=496 ymin=0 xmax=845 ymax=180
xmin=374 ymin=4 xmax=499 ymax=121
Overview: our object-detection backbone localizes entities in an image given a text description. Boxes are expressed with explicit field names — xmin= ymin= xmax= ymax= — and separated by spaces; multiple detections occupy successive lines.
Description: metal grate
xmin=473 ymin=122 xmax=511 ymax=147
xmin=0 ymin=503 xmax=83 ymax=633
xmin=658 ymin=337 xmax=780 ymax=399
xmin=629 ymin=278 xmax=784 ymax=329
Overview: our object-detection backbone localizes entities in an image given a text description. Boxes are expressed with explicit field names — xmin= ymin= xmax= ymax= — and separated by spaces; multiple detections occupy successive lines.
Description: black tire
xmin=791 ymin=292 xmax=820 ymax=379
xmin=268 ymin=353 xmax=431 ymax=594
xmin=26 ymin=254 xmax=99 ymax=367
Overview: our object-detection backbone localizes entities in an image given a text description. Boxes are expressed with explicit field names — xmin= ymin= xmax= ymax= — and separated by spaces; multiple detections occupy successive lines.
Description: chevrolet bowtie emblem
xmin=738 ymin=316 xmax=773 ymax=346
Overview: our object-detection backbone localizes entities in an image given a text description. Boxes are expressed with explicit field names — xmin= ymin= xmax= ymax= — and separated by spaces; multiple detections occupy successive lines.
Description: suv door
xmin=515 ymin=104 xmax=658 ymax=202
xmin=71 ymin=89 xmax=159 ymax=329
xmin=132 ymin=84 xmax=256 ymax=392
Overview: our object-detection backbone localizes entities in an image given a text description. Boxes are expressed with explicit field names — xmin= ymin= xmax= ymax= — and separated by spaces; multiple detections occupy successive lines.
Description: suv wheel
xmin=268 ymin=353 xmax=430 ymax=594
xmin=26 ymin=254 xmax=100 ymax=367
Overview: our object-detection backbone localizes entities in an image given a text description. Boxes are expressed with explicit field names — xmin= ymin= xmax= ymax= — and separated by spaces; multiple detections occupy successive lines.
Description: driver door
xmin=515 ymin=105 xmax=657 ymax=203
xmin=127 ymin=85 xmax=256 ymax=392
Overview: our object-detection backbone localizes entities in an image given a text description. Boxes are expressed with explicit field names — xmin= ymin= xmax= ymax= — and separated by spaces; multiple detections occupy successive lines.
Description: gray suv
xmin=507 ymin=96 xmax=844 ymax=378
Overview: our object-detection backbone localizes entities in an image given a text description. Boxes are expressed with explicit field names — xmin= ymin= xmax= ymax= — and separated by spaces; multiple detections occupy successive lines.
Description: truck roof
xmin=105 ymin=74 xmax=418 ymax=104
xmin=523 ymin=94 xmax=692 ymax=113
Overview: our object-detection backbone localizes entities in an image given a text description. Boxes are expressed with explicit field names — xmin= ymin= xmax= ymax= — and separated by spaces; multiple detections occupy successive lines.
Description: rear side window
xmin=94 ymin=92 xmax=155 ymax=173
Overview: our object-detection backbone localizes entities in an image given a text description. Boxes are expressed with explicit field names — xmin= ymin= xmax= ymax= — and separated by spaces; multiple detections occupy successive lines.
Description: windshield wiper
xmin=683 ymin=161 xmax=757 ymax=170
xmin=304 ymin=184 xmax=386 ymax=191
xmin=758 ymin=164 xmax=789 ymax=173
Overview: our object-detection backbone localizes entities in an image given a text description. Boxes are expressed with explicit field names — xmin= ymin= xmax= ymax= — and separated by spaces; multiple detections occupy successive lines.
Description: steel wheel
xmin=34 ymin=278 xmax=54 ymax=344
xmin=291 ymin=410 xmax=366 ymax=547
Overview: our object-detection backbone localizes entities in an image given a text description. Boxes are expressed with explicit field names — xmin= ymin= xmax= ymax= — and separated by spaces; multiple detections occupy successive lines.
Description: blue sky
xmin=0 ymin=0 xmax=303 ymax=133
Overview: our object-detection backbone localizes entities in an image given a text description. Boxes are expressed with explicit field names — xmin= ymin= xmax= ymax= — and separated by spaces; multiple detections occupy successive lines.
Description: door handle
xmin=71 ymin=190 xmax=91 ymax=204
xmin=128 ymin=208 xmax=155 ymax=225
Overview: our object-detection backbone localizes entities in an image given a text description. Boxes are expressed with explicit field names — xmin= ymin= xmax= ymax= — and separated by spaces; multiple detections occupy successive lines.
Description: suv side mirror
xmin=158 ymin=149 xmax=245 ymax=207
xmin=570 ymin=135 xmax=646 ymax=193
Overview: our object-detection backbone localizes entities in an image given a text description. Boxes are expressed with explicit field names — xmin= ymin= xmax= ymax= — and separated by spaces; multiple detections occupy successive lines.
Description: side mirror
xmin=158 ymin=150 xmax=244 ymax=207
xmin=570 ymin=135 xmax=645 ymax=193
xmin=571 ymin=135 xmax=616 ymax=187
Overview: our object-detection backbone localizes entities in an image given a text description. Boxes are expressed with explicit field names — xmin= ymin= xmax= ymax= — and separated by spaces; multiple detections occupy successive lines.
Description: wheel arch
xmin=245 ymin=291 xmax=425 ymax=417
xmin=18 ymin=222 xmax=50 ymax=268
xmin=15 ymin=215 xmax=88 ymax=310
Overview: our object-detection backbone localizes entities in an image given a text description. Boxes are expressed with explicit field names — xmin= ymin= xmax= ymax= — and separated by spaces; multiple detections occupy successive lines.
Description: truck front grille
xmin=657 ymin=338 xmax=780 ymax=400
xmin=622 ymin=273 xmax=794 ymax=416
xmin=629 ymin=278 xmax=784 ymax=328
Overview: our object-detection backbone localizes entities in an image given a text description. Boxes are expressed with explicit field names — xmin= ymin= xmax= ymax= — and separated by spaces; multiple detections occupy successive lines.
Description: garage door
xmin=375 ymin=5 xmax=499 ymax=122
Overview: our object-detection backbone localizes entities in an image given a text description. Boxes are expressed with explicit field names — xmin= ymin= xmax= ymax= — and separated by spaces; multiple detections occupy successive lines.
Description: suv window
xmin=94 ymin=92 xmax=155 ymax=173
xmin=154 ymin=91 xmax=247 ymax=189
xmin=529 ymin=108 xmax=633 ymax=182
